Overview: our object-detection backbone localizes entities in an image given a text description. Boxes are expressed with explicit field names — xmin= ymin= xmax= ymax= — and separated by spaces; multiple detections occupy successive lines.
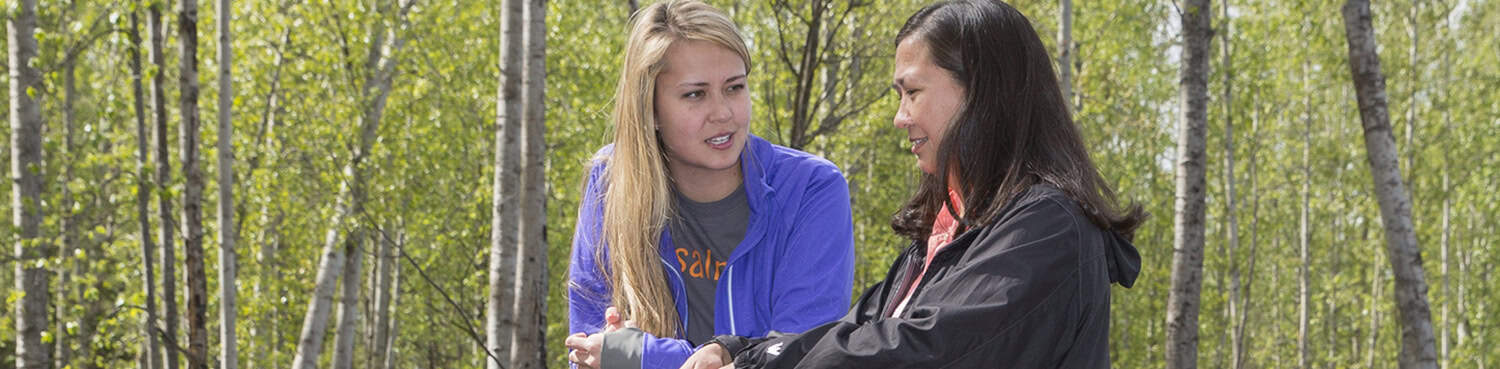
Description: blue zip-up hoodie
xmin=568 ymin=135 xmax=855 ymax=369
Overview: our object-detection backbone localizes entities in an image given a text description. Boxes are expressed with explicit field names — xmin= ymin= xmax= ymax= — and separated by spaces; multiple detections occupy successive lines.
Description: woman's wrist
xmin=702 ymin=334 xmax=750 ymax=360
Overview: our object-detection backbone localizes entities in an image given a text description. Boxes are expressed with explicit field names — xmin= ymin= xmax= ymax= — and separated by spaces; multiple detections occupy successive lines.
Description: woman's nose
xmin=709 ymin=95 xmax=734 ymax=123
xmin=892 ymin=106 xmax=912 ymax=129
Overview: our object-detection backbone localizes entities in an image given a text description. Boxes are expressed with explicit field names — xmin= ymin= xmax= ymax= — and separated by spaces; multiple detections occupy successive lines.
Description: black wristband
xmin=704 ymin=334 xmax=752 ymax=358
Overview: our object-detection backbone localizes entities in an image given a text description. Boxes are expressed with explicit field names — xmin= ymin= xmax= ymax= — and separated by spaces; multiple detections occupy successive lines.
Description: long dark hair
xmin=890 ymin=0 xmax=1146 ymax=241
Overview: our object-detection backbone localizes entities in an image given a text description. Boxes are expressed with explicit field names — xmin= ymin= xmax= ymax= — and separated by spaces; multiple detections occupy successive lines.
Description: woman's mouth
xmin=707 ymin=133 xmax=734 ymax=149
xmin=910 ymin=137 xmax=928 ymax=154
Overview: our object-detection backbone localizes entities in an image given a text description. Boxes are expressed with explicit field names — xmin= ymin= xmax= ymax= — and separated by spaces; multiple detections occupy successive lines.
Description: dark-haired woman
xmin=678 ymin=1 xmax=1145 ymax=368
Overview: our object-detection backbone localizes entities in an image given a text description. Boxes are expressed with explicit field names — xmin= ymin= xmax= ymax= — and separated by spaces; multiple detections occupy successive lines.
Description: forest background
xmin=1 ymin=0 xmax=1496 ymax=368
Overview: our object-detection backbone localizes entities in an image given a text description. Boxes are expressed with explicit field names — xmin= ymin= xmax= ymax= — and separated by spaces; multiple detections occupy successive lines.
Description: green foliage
xmin=1 ymin=0 xmax=1496 ymax=368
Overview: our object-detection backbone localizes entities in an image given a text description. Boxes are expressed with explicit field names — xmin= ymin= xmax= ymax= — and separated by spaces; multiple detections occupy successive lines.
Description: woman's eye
xmin=683 ymin=90 xmax=704 ymax=99
xmin=728 ymin=84 xmax=746 ymax=92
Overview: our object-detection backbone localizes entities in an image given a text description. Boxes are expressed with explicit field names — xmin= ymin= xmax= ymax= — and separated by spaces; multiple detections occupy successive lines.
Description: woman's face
xmin=892 ymin=37 xmax=965 ymax=176
xmin=654 ymin=39 xmax=751 ymax=180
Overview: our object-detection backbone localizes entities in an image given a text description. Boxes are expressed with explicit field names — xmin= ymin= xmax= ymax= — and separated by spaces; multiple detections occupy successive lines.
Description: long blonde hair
xmin=599 ymin=0 xmax=752 ymax=339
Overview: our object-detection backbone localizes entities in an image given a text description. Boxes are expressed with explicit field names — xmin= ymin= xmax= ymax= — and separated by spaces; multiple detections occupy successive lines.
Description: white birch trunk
xmin=148 ymin=3 xmax=182 ymax=367
xmin=129 ymin=9 xmax=164 ymax=369
xmin=291 ymin=1 xmax=413 ymax=368
xmin=330 ymin=237 xmax=364 ymax=369
xmin=10 ymin=0 xmax=51 ymax=367
xmin=1340 ymin=1 xmax=1440 ymax=367
xmin=1165 ymin=0 xmax=1212 ymax=367
xmin=1058 ymin=0 xmax=1073 ymax=111
xmin=509 ymin=0 xmax=549 ymax=367
xmin=216 ymin=0 xmax=240 ymax=367
xmin=381 ymin=234 xmax=403 ymax=369
xmin=489 ymin=0 xmax=525 ymax=367
xmin=177 ymin=0 xmax=211 ymax=366
xmin=367 ymin=226 xmax=395 ymax=369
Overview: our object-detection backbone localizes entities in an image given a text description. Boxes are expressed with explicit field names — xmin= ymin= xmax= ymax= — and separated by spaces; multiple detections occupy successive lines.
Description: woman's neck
xmin=671 ymin=161 xmax=744 ymax=203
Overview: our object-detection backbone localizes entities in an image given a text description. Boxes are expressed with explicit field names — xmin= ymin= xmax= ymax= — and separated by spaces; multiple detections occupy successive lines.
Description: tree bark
xmin=1404 ymin=1 xmax=1420 ymax=189
xmin=381 ymin=234 xmax=403 ymax=369
xmin=1299 ymin=65 xmax=1312 ymax=369
xmin=331 ymin=237 xmax=364 ymax=369
xmin=1438 ymin=43 xmax=1452 ymax=368
xmin=1367 ymin=243 xmax=1380 ymax=369
xmin=251 ymin=28 xmax=289 ymax=369
xmin=489 ymin=0 xmax=524 ymax=366
xmin=1233 ymin=110 xmax=1260 ymax=369
xmin=148 ymin=2 xmax=183 ymax=368
xmin=59 ymin=41 xmax=79 ymax=369
xmin=1340 ymin=1 xmax=1440 ymax=368
xmin=216 ymin=0 xmax=240 ymax=367
xmin=1058 ymin=0 xmax=1073 ymax=112
xmin=1217 ymin=4 xmax=1244 ymax=367
xmin=130 ymin=8 xmax=165 ymax=369
xmin=1165 ymin=0 xmax=1211 ymax=367
xmin=291 ymin=1 xmax=412 ymax=368
xmin=10 ymin=0 xmax=51 ymax=367
xmin=177 ymin=0 xmax=211 ymax=366
xmin=368 ymin=226 xmax=396 ymax=369
xmin=510 ymin=0 xmax=549 ymax=367
xmin=767 ymin=0 xmax=883 ymax=149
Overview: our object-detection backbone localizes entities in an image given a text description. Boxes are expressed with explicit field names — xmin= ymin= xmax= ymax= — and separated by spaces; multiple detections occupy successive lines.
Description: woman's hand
xmin=566 ymin=307 xmax=631 ymax=368
xmin=678 ymin=343 xmax=732 ymax=369
xmin=565 ymin=332 xmax=604 ymax=369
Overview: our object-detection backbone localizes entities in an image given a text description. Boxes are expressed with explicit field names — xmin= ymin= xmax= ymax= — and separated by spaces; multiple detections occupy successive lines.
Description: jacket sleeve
xmin=598 ymin=328 xmax=698 ymax=369
xmin=735 ymin=197 xmax=1109 ymax=368
xmin=769 ymin=165 xmax=856 ymax=333
xmin=569 ymin=161 xmax=610 ymax=340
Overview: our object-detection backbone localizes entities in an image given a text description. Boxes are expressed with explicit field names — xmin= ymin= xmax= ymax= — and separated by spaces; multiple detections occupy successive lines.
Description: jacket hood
xmin=1105 ymin=231 xmax=1141 ymax=288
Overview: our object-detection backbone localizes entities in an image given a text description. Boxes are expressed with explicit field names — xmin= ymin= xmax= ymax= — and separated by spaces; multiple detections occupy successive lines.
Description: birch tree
xmin=764 ymin=0 xmax=886 ymax=149
xmin=1340 ymin=0 xmax=1439 ymax=367
xmin=215 ymin=0 xmax=240 ymax=366
xmin=488 ymin=0 xmax=524 ymax=366
xmin=367 ymin=225 xmax=397 ymax=369
xmin=176 ymin=0 xmax=212 ymax=365
xmin=1058 ymin=0 xmax=1073 ymax=111
xmin=10 ymin=0 xmax=51 ymax=367
xmin=1165 ymin=0 xmax=1211 ymax=367
xmin=291 ymin=1 xmax=414 ymax=367
xmin=147 ymin=1 xmax=182 ymax=367
xmin=330 ymin=235 xmax=362 ymax=369
xmin=509 ymin=0 xmax=549 ymax=366
xmin=129 ymin=7 xmax=164 ymax=369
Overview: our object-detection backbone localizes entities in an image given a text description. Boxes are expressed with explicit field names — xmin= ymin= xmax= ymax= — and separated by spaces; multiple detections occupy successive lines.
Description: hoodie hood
xmin=1104 ymin=231 xmax=1141 ymax=288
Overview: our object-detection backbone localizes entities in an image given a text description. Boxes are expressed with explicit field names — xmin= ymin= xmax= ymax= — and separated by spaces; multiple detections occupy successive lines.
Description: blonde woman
xmin=563 ymin=1 xmax=855 ymax=368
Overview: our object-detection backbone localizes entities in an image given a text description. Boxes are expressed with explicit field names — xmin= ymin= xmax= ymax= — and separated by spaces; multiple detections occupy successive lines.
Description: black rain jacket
xmin=728 ymin=185 xmax=1141 ymax=368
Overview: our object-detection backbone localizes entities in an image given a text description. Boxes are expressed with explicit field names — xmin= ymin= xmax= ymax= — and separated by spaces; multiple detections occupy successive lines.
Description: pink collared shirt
xmin=891 ymin=187 xmax=965 ymax=317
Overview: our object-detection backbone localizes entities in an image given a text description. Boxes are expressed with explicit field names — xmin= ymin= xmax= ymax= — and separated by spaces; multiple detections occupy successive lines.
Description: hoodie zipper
xmin=726 ymin=265 xmax=737 ymax=335
xmin=659 ymin=258 xmax=689 ymax=335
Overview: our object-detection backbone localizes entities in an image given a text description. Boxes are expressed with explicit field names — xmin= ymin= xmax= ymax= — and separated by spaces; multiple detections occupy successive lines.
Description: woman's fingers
xmin=605 ymin=306 xmax=621 ymax=324
xmin=603 ymin=306 xmax=626 ymax=333
xmin=564 ymin=332 xmax=591 ymax=351
xmin=567 ymin=335 xmax=602 ymax=369
xmin=568 ymin=350 xmax=599 ymax=369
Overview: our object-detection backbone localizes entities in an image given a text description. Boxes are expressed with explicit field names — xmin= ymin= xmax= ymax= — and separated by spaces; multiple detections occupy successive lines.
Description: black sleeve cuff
xmin=703 ymin=335 xmax=752 ymax=357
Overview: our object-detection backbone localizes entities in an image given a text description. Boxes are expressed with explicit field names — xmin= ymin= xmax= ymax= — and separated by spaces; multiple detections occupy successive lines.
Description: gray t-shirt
xmin=668 ymin=184 xmax=750 ymax=345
